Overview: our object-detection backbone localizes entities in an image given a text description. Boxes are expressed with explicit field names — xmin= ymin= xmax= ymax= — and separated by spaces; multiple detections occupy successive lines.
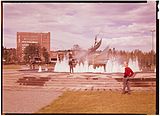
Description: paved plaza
xmin=2 ymin=69 xmax=156 ymax=113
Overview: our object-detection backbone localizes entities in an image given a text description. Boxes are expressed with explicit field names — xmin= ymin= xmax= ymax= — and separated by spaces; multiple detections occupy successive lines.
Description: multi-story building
xmin=17 ymin=32 xmax=50 ymax=62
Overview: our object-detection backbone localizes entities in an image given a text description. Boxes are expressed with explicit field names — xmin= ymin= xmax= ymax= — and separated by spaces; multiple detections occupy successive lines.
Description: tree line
xmin=3 ymin=44 xmax=156 ymax=71
xmin=107 ymin=48 xmax=156 ymax=71
xmin=3 ymin=43 xmax=50 ymax=64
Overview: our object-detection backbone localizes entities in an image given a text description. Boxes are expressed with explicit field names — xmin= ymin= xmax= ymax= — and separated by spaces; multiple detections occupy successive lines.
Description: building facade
xmin=17 ymin=32 xmax=50 ymax=62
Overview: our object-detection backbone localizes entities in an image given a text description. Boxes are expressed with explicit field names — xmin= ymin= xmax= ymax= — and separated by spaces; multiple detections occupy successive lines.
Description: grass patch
xmin=3 ymin=64 xmax=21 ymax=70
xmin=37 ymin=91 xmax=156 ymax=114
xmin=3 ymin=64 xmax=54 ymax=70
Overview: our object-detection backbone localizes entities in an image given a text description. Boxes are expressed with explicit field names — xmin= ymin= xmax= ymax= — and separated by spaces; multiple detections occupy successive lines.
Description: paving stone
xmin=3 ymin=71 xmax=156 ymax=113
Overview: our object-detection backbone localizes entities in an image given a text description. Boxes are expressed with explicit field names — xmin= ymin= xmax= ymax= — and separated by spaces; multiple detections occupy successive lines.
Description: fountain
xmin=54 ymin=55 xmax=69 ymax=72
xmin=54 ymin=55 xmax=140 ymax=73
xmin=45 ymin=67 xmax=48 ymax=71
xmin=105 ymin=58 xmax=124 ymax=73
xmin=128 ymin=58 xmax=140 ymax=72
xmin=38 ymin=66 xmax=42 ymax=72
xmin=54 ymin=37 xmax=140 ymax=73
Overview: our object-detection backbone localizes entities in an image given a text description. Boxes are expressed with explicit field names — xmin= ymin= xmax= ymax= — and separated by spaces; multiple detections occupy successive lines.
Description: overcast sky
xmin=3 ymin=2 xmax=156 ymax=52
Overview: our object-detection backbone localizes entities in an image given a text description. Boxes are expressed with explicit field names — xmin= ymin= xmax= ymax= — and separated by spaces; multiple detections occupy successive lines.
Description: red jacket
xmin=124 ymin=67 xmax=134 ymax=77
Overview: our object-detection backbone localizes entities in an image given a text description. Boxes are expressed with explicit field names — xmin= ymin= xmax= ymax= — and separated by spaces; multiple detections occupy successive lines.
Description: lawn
xmin=2 ymin=64 xmax=54 ymax=70
xmin=38 ymin=91 xmax=156 ymax=114
xmin=2 ymin=64 xmax=22 ymax=70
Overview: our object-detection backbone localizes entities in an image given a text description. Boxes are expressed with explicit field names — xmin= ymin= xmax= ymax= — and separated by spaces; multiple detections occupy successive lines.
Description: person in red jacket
xmin=122 ymin=61 xmax=134 ymax=94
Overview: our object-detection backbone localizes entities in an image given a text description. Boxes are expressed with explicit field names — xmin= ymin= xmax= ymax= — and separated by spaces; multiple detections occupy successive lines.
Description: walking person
xmin=122 ymin=61 xmax=134 ymax=94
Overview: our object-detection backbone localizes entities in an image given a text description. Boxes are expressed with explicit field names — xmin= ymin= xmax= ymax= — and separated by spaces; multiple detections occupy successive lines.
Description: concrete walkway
xmin=2 ymin=70 xmax=156 ymax=114
xmin=3 ymin=89 xmax=62 ymax=113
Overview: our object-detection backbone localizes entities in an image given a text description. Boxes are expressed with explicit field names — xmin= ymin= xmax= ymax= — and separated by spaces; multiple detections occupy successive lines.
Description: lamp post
xmin=150 ymin=29 xmax=155 ymax=71
xmin=150 ymin=30 xmax=155 ymax=52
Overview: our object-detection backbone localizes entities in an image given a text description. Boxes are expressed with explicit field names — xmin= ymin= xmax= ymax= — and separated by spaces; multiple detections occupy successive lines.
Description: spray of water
xmin=54 ymin=55 xmax=140 ymax=73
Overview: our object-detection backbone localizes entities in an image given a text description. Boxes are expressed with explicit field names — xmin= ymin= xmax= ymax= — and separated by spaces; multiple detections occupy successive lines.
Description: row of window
xmin=21 ymin=41 xmax=38 ymax=44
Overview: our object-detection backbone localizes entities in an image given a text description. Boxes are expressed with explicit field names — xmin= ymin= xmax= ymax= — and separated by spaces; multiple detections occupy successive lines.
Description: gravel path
xmin=3 ymin=90 xmax=62 ymax=114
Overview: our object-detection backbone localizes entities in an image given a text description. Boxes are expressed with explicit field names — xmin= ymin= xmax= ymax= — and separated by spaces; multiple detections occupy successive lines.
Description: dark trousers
xmin=122 ymin=77 xmax=130 ymax=93
xmin=70 ymin=66 xmax=74 ymax=73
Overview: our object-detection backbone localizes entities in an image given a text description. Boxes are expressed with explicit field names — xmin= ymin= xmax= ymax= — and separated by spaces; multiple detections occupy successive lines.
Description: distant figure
xmin=30 ymin=59 xmax=34 ymax=69
xmin=32 ymin=60 xmax=36 ymax=70
xmin=69 ymin=59 xmax=74 ymax=73
xmin=122 ymin=61 xmax=134 ymax=94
